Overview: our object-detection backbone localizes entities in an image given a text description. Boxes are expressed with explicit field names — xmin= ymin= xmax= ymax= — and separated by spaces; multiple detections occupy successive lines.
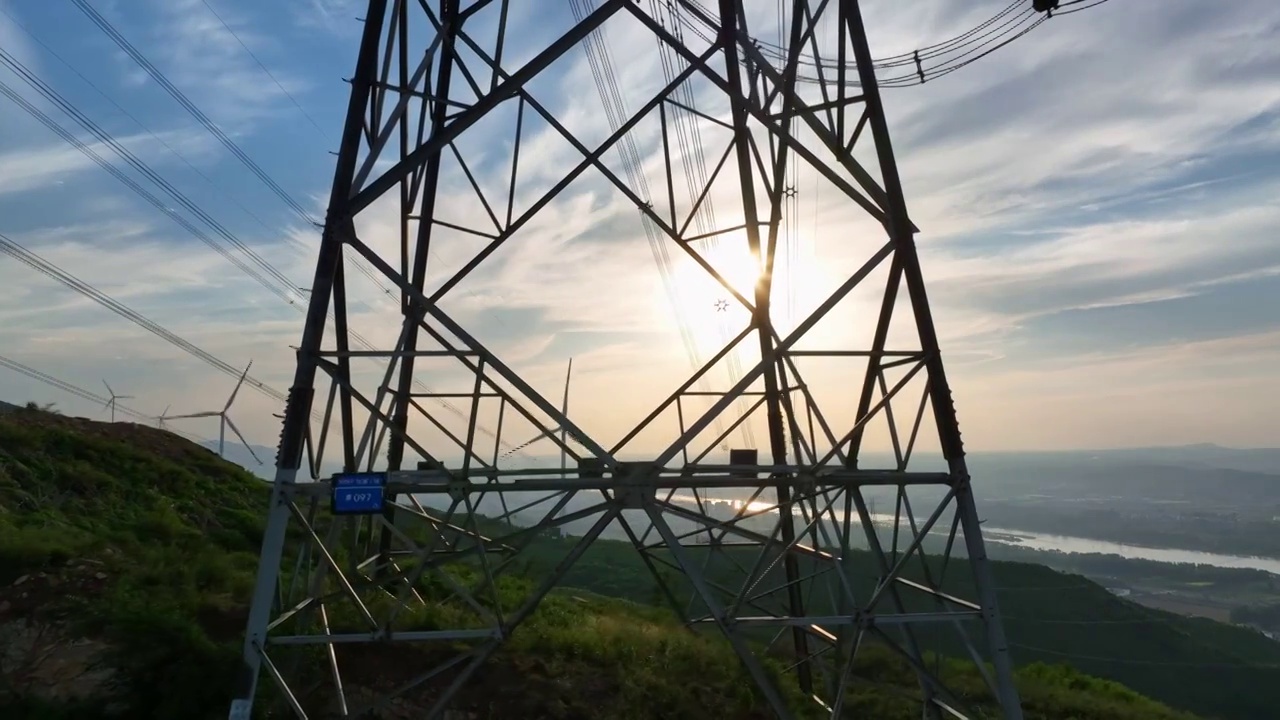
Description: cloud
xmin=0 ymin=122 xmax=220 ymax=198
xmin=289 ymin=0 xmax=364 ymax=38
xmin=855 ymin=1 xmax=1280 ymax=240
xmin=131 ymin=0 xmax=307 ymax=128
xmin=3 ymin=0 xmax=1279 ymax=456
xmin=952 ymin=327 xmax=1280 ymax=450
xmin=928 ymin=187 xmax=1280 ymax=314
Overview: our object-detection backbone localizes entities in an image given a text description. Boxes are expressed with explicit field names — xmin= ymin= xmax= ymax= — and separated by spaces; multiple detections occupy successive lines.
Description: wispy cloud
xmin=128 ymin=0 xmax=307 ymax=128
xmin=0 ymin=124 xmax=218 ymax=197
xmin=289 ymin=0 xmax=364 ymax=38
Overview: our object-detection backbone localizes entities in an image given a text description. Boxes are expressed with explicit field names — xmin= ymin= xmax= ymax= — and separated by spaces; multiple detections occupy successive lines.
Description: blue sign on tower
xmin=330 ymin=472 xmax=388 ymax=515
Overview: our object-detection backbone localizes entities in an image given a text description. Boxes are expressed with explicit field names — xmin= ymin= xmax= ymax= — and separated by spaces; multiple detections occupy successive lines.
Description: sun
xmin=650 ymin=229 xmax=830 ymax=352
xmin=669 ymin=236 xmax=763 ymax=317
xmin=646 ymin=233 xmax=763 ymax=359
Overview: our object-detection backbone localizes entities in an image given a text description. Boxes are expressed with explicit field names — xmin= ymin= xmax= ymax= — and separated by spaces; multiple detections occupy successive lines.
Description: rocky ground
xmin=0 ymin=556 xmax=118 ymax=710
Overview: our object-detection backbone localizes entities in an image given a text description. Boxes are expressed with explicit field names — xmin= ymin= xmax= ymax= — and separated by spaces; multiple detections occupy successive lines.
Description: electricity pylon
xmin=229 ymin=2 xmax=1023 ymax=718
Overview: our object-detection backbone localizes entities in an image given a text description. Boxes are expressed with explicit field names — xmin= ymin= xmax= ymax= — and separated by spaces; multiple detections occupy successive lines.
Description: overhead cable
xmin=0 ymin=47 xmax=301 ymax=294
xmin=69 ymin=0 xmax=398 ymax=299
xmin=673 ymin=0 xmax=1102 ymax=88
xmin=0 ymin=231 xmax=290 ymax=406
xmin=0 ymin=352 xmax=212 ymax=445
xmin=1 ymin=19 xmax=516 ymax=456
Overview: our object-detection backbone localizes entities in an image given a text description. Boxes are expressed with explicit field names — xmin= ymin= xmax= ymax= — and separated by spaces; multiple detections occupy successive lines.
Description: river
xmin=663 ymin=493 xmax=1280 ymax=576
xmin=435 ymin=487 xmax=1280 ymax=577
xmin=979 ymin=525 xmax=1280 ymax=575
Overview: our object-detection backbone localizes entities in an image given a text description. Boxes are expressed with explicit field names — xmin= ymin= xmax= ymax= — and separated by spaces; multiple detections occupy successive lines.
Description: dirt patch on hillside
xmin=0 ymin=557 xmax=114 ymax=622
xmin=0 ymin=558 xmax=122 ymax=710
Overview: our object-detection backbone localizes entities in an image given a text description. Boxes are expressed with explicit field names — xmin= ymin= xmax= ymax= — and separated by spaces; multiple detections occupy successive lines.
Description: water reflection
xmin=666 ymin=493 xmax=1280 ymax=576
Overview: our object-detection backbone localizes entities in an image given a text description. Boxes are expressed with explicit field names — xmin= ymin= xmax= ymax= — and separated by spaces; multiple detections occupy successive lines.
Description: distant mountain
xmin=970 ymin=445 xmax=1280 ymax=476
xmin=1082 ymin=444 xmax=1280 ymax=475
xmin=954 ymin=451 xmax=1280 ymax=527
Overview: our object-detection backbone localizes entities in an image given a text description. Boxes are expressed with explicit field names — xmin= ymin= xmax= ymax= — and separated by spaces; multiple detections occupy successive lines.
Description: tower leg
xmin=842 ymin=0 xmax=1024 ymax=716
xmin=226 ymin=3 xmax=390 ymax=717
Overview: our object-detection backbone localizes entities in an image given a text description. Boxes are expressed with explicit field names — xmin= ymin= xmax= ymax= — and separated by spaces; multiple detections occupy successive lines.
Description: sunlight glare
xmin=649 ymin=229 xmax=837 ymax=343
xmin=671 ymin=235 xmax=762 ymax=313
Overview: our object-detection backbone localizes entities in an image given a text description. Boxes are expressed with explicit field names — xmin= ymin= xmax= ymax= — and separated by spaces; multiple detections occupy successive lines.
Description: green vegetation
xmin=987 ymin=544 xmax=1280 ymax=627
xmin=509 ymin=526 xmax=1280 ymax=719
xmin=0 ymin=406 xmax=1263 ymax=718
xmin=0 ymin=407 xmax=264 ymax=718
xmin=1232 ymin=603 xmax=1280 ymax=634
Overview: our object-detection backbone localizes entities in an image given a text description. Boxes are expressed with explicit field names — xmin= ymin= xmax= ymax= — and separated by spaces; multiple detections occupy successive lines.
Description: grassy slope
xmin=524 ymin=531 xmax=1280 ymax=720
xmin=0 ymin=408 xmax=1240 ymax=719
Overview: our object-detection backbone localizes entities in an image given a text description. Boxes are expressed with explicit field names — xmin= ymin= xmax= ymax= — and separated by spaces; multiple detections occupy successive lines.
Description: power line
xmin=868 ymin=1 xmax=1026 ymax=68
xmin=69 ymin=0 xmax=311 ymax=223
xmin=0 ymin=77 xmax=301 ymax=309
xmin=675 ymin=0 xmax=1101 ymax=89
xmin=0 ymin=62 xmax=513 ymax=460
xmin=0 ymin=23 xmax=491 ymax=441
xmin=197 ymin=0 xmax=331 ymax=142
xmin=572 ymin=0 xmax=753 ymax=451
xmin=58 ymin=2 xmax=504 ymax=443
xmin=895 ymin=12 xmax=1048 ymax=87
xmin=0 ymin=355 xmax=148 ymax=423
xmin=750 ymin=0 xmax=1028 ymax=72
xmin=0 ymin=46 xmax=301 ymax=294
xmin=1055 ymin=0 xmax=1114 ymax=17
xmin=568 ymin=0 xmax=726 ymax=450
xmin=0 ymin=352 xmax=212 ymax=445
xmin=68 ymin=0 xmax=399 ymax=300
xmin=0 ymin=5 xmax=291 ymax=255
xmin=0 ymin=231 xmax=290 ymax=407
xmin=185 ymin=1 xmax=531 ymax=454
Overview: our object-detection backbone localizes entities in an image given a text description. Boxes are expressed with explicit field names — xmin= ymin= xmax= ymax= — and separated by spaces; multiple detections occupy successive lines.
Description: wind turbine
xmin=156 ymin=404 xmax=171 ymax=430
xmin=102 ymin=380 xmax=133 ymax=423
xmin=559 ymin=358 xmax=572 ymax=475
xmin=501 ymin=358 xmax=578 ymax=466
xmin=168 ymin=362 xmax=262 ymax=465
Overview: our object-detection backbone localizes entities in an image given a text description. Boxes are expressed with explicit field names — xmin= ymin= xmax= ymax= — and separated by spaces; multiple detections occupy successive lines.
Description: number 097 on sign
xmin=330 ymin=472 xmax=388 ymax=515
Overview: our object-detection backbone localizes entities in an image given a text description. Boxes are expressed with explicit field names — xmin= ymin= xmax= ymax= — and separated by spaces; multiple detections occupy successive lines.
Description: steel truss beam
xmin=229 ymin=1 xmax=1023 ymax=718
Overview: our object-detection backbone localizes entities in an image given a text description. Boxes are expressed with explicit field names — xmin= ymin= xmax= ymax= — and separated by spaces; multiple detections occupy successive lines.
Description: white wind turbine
xmin=168 ymin=362 xmax=262 ymax=465
xmin=500 ymin=358 xmax=578 ymax=468
xmin=102 ymin=379 xmax=133 ymax=423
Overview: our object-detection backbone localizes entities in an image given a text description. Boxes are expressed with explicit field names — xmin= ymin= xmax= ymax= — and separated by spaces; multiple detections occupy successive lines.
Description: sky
xmin=0 ymin=0 xmax=1277 ymax=462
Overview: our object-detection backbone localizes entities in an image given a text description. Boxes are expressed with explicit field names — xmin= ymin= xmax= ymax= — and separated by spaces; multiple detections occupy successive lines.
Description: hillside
xmin=0 ymin=406 xmax=1244 ymax=719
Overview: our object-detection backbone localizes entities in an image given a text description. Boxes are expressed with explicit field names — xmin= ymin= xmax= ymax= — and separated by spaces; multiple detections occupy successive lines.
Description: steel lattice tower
xmin=229 ymin=1 xmax=1024 ymax=718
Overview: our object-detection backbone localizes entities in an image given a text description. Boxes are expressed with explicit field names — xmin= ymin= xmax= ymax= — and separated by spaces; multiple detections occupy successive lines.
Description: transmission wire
xmin=69 ymin=0 xmax=398 ymax=300
xmin=12 ymin=4 xmax=513 ymax=455
xmin=0 ymin=352 xmax=212 ymax=445
xmin=197 ymin=0 xmax=332 ymax=141
xmin=0 ymin=232 xmax=290 ymax=406
xmin=0 ymin=48 xmax=301 ymax=294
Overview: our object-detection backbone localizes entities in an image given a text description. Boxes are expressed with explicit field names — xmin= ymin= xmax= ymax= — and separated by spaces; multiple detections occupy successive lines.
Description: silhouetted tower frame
xmin=228 ymin=1 xmax=1024 ymax=718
